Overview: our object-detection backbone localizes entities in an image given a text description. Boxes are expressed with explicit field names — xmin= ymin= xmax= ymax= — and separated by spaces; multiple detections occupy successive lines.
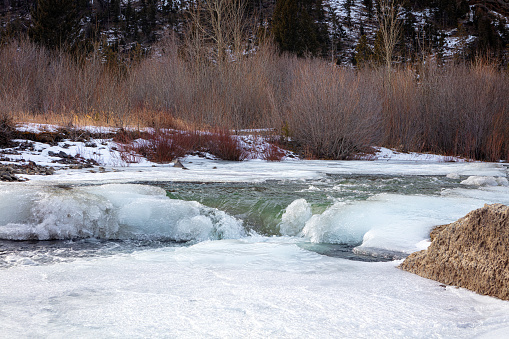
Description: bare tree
xmin=187 ymin=0 xmax=249 ymax=66
xmin=376 ymin=0 xmax=401 ymax=77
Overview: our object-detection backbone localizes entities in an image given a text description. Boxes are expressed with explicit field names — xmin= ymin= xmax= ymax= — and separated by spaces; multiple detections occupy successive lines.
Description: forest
xmin=0 ymin=0 xmax=508 ymax=161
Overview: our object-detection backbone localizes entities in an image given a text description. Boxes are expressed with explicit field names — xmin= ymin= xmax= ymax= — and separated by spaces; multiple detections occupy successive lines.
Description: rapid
xmin=1 ymin=159 xmax=508 ymax=338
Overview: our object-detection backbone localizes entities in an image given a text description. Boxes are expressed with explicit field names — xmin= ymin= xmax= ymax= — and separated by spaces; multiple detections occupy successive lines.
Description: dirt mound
xmin=400 ymin=204 xmax=509 ymax=300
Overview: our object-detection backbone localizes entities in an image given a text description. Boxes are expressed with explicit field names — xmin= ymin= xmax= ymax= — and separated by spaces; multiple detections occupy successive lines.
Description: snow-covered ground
xmin=1 ymin=122 xmax=509 ymax=338
xmin=3 ymin=123 xmax=497 ymax=184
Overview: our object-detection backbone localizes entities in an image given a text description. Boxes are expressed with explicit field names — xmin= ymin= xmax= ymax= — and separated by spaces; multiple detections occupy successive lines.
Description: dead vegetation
xmin=115 ymin=128 xmax=247 ymax=163
xmin=0 ymin=39 xmax=508 ymax=161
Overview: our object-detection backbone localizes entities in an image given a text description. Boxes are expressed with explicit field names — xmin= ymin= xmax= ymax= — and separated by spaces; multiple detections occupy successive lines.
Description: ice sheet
xmin=15 ymin=158 xmax=507 ymax=185
xmin=1 ymin=239 xmax=508 ymax=338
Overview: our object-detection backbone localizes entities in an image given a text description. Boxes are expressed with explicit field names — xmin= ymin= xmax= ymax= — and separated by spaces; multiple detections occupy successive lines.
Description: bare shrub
xmin=204 ymin=129 xmax=248 ymax=161
xmin=415 ymin=61 xmax=509 ymax=160
xmin=1 ymin=39 xmax=507 ymax=162
xmin=144 ymin=133 xmax=187 ymax=163
xmin=261 ymin=142 xmax=286 ymax=161
xmin=116 ymin=130 xmax=199 ymax=163
xmin=112 ymin=129 xmax=140 ymax=144
xmin=285 ymin=59 xmax=382 ymax=159
xmin=378 ymin=60 xmax=509 ymax=161
xmin=381 ymin=66 xmax=422 ymax=150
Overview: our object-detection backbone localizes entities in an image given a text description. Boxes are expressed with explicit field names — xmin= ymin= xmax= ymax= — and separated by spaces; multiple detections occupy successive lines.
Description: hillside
xmin=1 ymin=0 xmax=508 ymax=65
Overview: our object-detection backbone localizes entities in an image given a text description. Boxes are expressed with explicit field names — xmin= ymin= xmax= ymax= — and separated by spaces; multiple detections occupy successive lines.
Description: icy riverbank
xmin=1 ymin=124 xmax=509 ymax=338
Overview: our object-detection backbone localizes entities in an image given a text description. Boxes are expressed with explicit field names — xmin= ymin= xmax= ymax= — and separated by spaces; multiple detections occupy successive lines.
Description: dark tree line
xmin=0 ymin=0 xmax=508 ymax=65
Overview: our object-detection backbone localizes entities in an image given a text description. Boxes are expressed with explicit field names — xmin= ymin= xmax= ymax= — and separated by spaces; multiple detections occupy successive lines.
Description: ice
xmin=301 ymin=201 xmax=371 ymax=244
xmin=2 ymin=174 xmax=508 ymax=253
xmin=1 ymin=239 xmax=509 ymax=338
xmin=279 ymin=199 xmax=312 ymax=236
xmin=461 ymin=176 xmax=509 ymax=186
xmin=0 ymin=184 xmax=244 ymax=241
xmin=446 ymin=172 xmax=461 ymax=179
xmin=298 ymin=191 xmax=499 ymax=254
xmin=0 ymin=186 xmax=35 ymax=226
xmin=1 ymin=139 xmax=509 ymax=337
xmin=442 ymin=186 xmax=509 ymax=205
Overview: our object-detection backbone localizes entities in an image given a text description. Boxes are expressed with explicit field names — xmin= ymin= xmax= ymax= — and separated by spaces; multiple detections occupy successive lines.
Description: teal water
xmin=157 ymin=174 xmax=463 ymax=236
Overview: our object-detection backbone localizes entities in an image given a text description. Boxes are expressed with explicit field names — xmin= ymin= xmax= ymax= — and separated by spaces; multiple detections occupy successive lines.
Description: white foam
xmin=279 ymin=199 xmax=312 ymax=236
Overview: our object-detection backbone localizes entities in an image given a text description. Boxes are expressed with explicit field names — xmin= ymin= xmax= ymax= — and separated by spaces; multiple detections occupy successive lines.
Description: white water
xmin=1 ymin=160 xmax=509 ymax=337
xmin=1 ymin=183 xmax=504 ymax=255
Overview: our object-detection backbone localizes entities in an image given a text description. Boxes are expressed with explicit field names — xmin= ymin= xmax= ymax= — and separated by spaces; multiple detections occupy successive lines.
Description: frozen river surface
xmin=0 ymin=158 xmax=508 ymax=338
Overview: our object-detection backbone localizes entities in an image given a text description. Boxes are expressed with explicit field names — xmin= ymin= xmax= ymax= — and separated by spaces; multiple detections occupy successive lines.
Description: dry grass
xmin=1 ymin=39 xmax=508 ymax=161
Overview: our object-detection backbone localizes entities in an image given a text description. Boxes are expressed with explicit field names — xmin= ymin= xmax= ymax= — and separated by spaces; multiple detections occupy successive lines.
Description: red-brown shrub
xmin=261 ymin=142 xmax=285 ymax=161
xmin=113 ymin=129 xmax=248 ymax=163
xmin=131 ymin=130 xmax=196 ymax=163
xmin=204 ymin=129 xmax=248 ymax=161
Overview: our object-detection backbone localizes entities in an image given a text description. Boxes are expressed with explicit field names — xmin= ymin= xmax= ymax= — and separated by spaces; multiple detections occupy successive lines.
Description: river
xmin=0 ymin=159 xmax=508 ymax=338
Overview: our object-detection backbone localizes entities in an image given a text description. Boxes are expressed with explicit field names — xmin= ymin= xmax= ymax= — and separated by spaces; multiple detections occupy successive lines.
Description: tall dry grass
xmin=0 ymin=40 xmax=131 ymax=127
xmin=0 ymin=39 xmax=507 ymax=161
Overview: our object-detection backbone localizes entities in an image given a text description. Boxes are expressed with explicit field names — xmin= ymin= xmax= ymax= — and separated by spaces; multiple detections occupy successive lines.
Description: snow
xmin=1 ymin=122 xmax=509 ymax=337
xmin=1 ymin=239 xmax=509 ymax=338
xmin=3 ymin=123 xmax=504 ymax=185
xmin=373 ymin=146 xmax=468 ymax=162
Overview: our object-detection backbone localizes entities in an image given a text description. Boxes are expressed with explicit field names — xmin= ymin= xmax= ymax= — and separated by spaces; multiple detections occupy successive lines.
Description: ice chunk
xmin=300 ymin=193 xmax=483 ymax=253
xmin=279 ymin=199 xmax=312 ymax=236
xmin=446 ymin=173 xmax=460 ymax=179
xmin=301 ymin=201 xmax=371 ymax=244
xmin=0 ymin=184 xmax=244 ymax=241
xmin=461 ymin=176 xmax=508 ymax=186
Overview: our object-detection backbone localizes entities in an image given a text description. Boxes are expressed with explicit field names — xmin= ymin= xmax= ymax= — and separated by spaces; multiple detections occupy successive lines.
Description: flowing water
xmin=1 ymin=162 xmax=509 ymax=338
xmin=0 ymin=175 xmax=469 ymax=267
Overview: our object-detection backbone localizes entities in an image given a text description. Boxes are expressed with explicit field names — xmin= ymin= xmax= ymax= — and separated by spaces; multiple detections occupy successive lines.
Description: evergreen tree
xmin=344 ymin=0 xmax=353 ymax=27
xmin=431 ymin=0 xmax=468 ymax=28
xmin=362 ymin=0 xmax=373 ymax=19
xmin=271 ymin=0 xmax=328 ymax=57
xmin=29 ymin=0 xmax=81 ymax=51
xmin=373 ymin=29 xmax=384 ymax=65
xmin=325 ymin=3 xmax=344 ymax=63
xmin=400 ymin=3 xmax=418 ymax=61
xmin=354 ymin=34 xmax=373 ymax=66
xmin=473 ymin=8 xmax=504 ymax=56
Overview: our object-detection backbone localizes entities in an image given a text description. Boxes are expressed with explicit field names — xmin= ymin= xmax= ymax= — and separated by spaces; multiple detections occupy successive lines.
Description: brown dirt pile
xmin=400 ymin=203 xmax=509 ymax=300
